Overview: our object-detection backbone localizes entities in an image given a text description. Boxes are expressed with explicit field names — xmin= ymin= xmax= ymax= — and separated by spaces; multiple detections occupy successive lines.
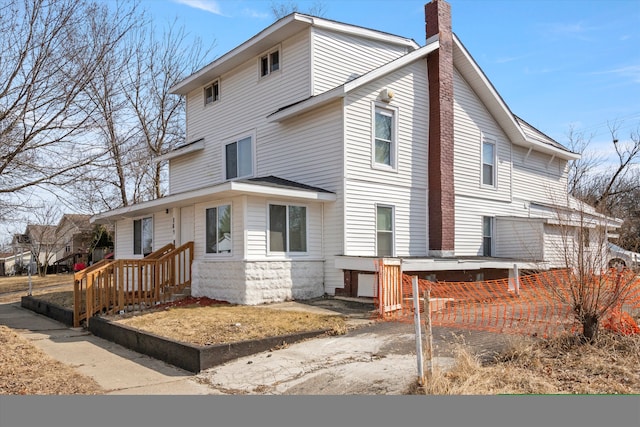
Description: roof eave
xmin=91 ymin=181 xmax=336 ymax=224
xmin=170 ymin=14 xmax=419 ymax=96
xmin=268 ymin=39 xmax=440 ymax=123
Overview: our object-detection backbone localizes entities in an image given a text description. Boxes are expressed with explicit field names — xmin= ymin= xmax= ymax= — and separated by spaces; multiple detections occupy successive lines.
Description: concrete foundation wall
xmin=192 ymin=260 xmax=324 ymax=304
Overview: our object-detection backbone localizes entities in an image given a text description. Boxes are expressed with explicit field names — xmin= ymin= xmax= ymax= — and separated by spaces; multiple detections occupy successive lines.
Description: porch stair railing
xmin=73 ymin=242 xmax=194 ymax=327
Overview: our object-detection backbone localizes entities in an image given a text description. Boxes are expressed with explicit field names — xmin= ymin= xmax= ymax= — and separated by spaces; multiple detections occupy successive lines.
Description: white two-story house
xmin=92 ymin=0 xmax=621 ymax=304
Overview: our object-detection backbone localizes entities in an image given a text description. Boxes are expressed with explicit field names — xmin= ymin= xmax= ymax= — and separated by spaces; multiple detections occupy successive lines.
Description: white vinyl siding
xmin=312 ymin=28 xmax=409 ymax=95
xmin=495 ymin=218 xmax=544 ymax=260
xmin=343 ymin=60 xmax=428 ymax=258
xmin=453 ymin=69 xmax=511 ymax=202
xmin=169 ymin=31 xmax=311 ymax=194
xmin=153 ymin=211 xmax=174 ymax=249
xmin=512 ymin=145 xmax=569 ymax=205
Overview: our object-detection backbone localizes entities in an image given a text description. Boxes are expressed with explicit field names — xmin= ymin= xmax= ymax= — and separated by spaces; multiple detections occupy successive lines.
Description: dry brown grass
xmin=114 ymin=303 xmax=348 ymax=346
xmin=0 ymin=325 xmax=103 ymax=395
xmin=411 ymin=332 xmax=640 ymax=395
xmin=0 ymin=274 xmax=74 ymax=304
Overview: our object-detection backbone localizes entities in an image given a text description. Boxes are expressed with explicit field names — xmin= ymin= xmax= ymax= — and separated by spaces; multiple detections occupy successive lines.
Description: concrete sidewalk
xmin=0 ymin=302 xmax=216 ymax=395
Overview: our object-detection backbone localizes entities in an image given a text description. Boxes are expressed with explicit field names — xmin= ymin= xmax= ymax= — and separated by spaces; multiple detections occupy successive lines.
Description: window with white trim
xmin=225 ymin=136 xmax=253 ymax=180
xmin=269 ymin=204 xmax=307 ymax=253
xmin=204 ymin=80 xmax=219 ymax=105
xmin=133 ymin=217 xmax=153 ymax=256
xmin=373 ymin=106 xmax=396 ymax=168
xmin=376 ymin=205 xmax=394 ymax=257
xmin=260 ymin=48 xmax=280 ymax=78
xmin=482 ymin=138 xmax=496 ymax=187
xmin=482 ymin=216 xmax=494 ymax=257
xmin=206 ymin=204 xmax=231 ymax=254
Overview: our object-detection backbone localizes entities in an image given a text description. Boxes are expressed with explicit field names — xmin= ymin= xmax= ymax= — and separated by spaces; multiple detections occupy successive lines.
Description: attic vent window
xmin=260 ymin=48 xmax=280 ymax=78
xmin=204 ymin=80 xmax=220 ymax=105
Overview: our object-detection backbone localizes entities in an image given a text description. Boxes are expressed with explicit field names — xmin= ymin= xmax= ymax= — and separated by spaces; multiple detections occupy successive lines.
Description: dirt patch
xmin=110 ymin=297 xmax=348 ymax=346
xmin=0 ymin=325 xmax=103 ymax=395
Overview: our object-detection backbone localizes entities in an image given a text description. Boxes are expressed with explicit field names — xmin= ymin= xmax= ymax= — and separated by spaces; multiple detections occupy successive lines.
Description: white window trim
xmin=133 ymin=216 xmax=153 ymax=257
xmin=481 ymin=133 xmax=497 ymax=189
xmin=266 ymin=201 xmax=309 ymax=257
xmin=371 ymin=102 xmax=399 ymax=172
xmin=204 ymin=201 xmax=233 ymax=257
xmin=258 ymin=45 xmax=281 ymax=79
xmin=222 ymin=130 xmax=256 ymax=181
xmin=204 ymin=79 xmax=220 ymax=106
xmin=375 ymin=204 xmax=395 ymax=257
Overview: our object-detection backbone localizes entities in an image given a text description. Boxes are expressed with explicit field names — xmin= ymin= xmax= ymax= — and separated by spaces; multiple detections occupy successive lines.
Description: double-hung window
xmin=374 ymin=106 xmax=396 ymax=168
xmin=133 ymin=217 xmax=153 ymax=256
xmin=206 ymin=204 xmax=231 ymax=254
xmin=376 ymin=205 xmax=394 ymax=257
xmin=204 ymin=80 xmax=219 ymax=105
xmin=269 ymin=204 xmax=307 ymax=253
xmin=482 ymin=137 xmax=496 ymax=187
xmin=260 ymin=48 xmax=280 ymax=78
xmin=225 ymin=136 xmax=253 ymax=180
xmin=482 ymin=216 xmax=494 ymax=257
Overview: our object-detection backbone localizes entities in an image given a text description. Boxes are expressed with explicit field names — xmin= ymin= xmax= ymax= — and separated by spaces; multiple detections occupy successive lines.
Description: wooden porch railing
xmin=73 ymin=242 xmax=194 ymax=327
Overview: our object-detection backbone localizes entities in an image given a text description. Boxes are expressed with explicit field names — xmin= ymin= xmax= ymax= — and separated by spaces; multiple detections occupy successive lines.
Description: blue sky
xmin=142 ymin=0 xmax=640 ymax=161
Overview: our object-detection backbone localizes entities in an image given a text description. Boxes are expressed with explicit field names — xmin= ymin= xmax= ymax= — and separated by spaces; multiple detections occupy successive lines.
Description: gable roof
xmin=170 ymin=13 xmax=419 ymax=96
xmin=268 ymin=31 xmax=578 ymax=161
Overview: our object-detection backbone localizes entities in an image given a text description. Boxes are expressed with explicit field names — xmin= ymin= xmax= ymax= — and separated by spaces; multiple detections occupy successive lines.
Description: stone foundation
xmin=192 ymin=260 xmax=324 ymax=304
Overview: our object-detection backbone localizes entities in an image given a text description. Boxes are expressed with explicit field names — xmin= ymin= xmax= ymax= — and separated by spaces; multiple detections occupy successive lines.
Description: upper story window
xmin=225 ymin=135 xmax=253 ymax=180
xmin=269 ymin=204 xmax=307 ymax=253
xmin=373 ymin=106 xmax=397 ymax=169
xmin=204 ymin=80 xmax=220 ymax=105
xmin=206 ymin=204 xmax=231 ymax=254
xmin=482 ymin=137 xmax=496 ymax=187
xmin=260 ymin=48 xmax=280 ymax=78
xmin=133 ymin=217 xmax=153 ymax=256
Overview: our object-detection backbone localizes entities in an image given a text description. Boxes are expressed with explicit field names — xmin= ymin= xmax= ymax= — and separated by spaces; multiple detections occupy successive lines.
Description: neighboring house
xmin=91 ymin=0 xmax=621 ymax=304
xmin=12 ymin=225 xmax=58 ymax=273
xmin=1 ymin=251 xmax=32 ymax=276
xmin=52 ymin=214 xmax=94 ymax=272
xmin=609 ymin=243 xmax=640 ymax=270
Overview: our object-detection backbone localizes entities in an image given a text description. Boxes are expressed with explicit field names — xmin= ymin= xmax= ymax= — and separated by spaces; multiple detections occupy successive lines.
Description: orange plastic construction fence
xmin=374 ymin=269 xmax=640 ymax=338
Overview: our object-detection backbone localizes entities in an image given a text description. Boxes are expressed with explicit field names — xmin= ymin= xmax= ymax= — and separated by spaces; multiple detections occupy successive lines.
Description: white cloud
xmin=592 ymin=65 xmax=640 ymax=84
xmin=173 ymin=0 xmax=222 ymax=15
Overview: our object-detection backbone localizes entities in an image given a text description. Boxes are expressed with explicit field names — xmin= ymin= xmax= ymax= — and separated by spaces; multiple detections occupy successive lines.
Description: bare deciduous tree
xmin=69 ymin=14 xmax=214 ymax=213
xmin=543 ymin=200 xmax=638 ymax=342
xmin=0 ymin=0 xmax=139 ymax=219
xmin=270 ymin=1 xmax=327 ymax=19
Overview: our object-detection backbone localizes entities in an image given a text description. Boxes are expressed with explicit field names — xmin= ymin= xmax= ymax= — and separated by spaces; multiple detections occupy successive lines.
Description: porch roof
xmin=91 ymin=176 xmax=336 ymax=224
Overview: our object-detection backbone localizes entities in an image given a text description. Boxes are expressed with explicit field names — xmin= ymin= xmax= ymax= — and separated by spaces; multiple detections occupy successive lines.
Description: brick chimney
xmin=426 ymin=0 xmax=455 ymax=257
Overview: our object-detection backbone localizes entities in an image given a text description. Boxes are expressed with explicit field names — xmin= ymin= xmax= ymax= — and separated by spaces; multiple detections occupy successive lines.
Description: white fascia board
xmin=310 ymin=17 xmax=419 ymax=50
xmin=170 ymin=14 xmax=312 ymax=95
xmin=229 ymin=181 xmax=336 ymax=201
xmin=268 ymin=40 xmax=439 ymax=123
xmin=153 ymin=139 xmax=205 ymax=163
xmin=91 ymin=181 xmax=335 ymax=224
